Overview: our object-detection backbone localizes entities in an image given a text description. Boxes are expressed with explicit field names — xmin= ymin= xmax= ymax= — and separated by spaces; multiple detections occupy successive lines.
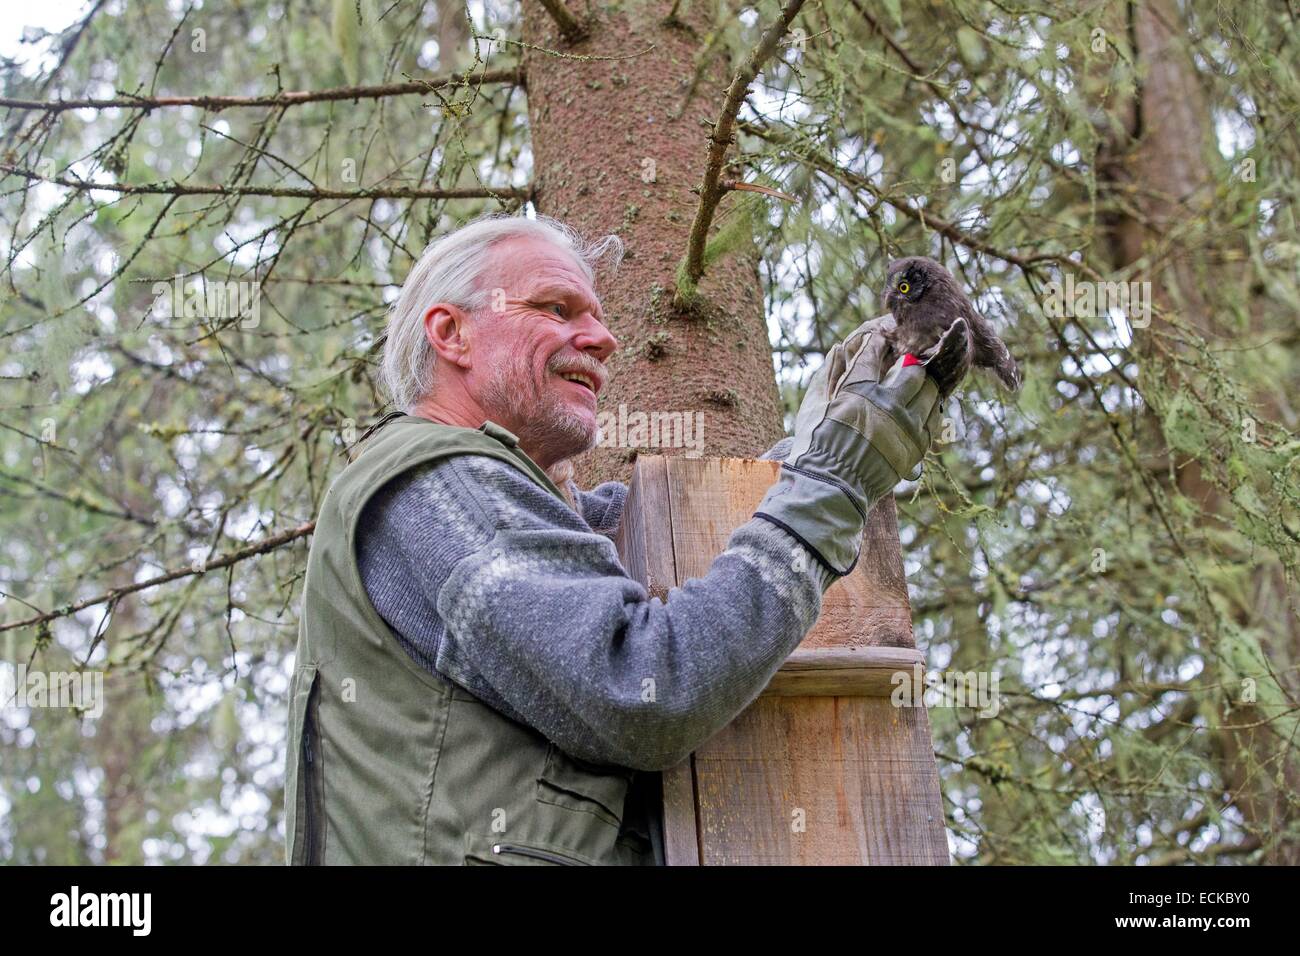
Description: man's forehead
xmin=489 ymin=236 xmax=586 ymax=282
xmin=488 ymin=236 xmax=602 ymax=310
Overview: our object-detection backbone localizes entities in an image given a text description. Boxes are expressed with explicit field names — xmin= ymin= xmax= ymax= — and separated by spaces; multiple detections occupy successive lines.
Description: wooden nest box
xmin=614 ymin=456 xmax=949 ymax=865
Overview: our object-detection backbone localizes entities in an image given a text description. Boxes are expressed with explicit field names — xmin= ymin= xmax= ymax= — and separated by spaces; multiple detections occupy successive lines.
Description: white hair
xmin=381 ymin=213 xmax=623 ymax=412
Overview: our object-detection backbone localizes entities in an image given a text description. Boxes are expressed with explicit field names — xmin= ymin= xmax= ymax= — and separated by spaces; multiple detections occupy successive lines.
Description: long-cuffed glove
xmin=753 ymin=314 xmax=968 ymax=576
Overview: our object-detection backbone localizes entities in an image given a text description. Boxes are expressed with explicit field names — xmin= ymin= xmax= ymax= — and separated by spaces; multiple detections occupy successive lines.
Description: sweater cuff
xmin=743 ymin=513 xmax=844 ymax=594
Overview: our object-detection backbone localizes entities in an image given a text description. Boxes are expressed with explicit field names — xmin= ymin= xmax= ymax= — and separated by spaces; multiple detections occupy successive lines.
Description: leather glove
xmin=754 ymin=314 xmax=968 ymax=576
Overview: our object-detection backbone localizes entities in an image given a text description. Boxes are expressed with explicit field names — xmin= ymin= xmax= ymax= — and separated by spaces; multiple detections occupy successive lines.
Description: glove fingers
xmin=823 ymin=341 xmax=848 ymax=395
xmin=833 ymin=362 xmax=939 ymax=477
xmin=840 ymin=328 xmax=893 ymax=389
xmin=831 ymin=313 xmax=898 ymax=391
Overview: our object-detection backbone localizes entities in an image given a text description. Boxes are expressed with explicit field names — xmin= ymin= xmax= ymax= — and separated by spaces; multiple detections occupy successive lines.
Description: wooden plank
xmin=815 ymin=495 xmax=914 ymax=649
xmin=692 ymin=696 xmax=949 ymax=865
xmin=612 ymin=455 xmax=675 ymax=602
xmin=662 ymin=457 xmax=915 ymax=651
xmin=617 ymin=457 xmax=699 ymax=865
xmin=659 ymin=759 xmax=701 ymax=866
xmin=761 ymin=646 xmax=924 ymax=698
xmin=615 ymin=456 xmax=950 ymax=865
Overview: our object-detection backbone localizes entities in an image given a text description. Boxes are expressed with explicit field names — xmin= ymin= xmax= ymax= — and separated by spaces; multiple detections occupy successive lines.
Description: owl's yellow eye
xmin=898 ymin=281 xmax=910 ymax=294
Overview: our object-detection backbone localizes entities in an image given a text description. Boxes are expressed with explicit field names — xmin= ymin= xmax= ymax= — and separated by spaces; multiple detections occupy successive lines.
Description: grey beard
xmin=480 ymin=361 xmax=596 ymax=464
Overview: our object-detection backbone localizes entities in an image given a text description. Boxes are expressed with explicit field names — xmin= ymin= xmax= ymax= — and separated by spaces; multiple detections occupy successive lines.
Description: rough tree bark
xmin=520 ymin=0 xmax=785 ymax=485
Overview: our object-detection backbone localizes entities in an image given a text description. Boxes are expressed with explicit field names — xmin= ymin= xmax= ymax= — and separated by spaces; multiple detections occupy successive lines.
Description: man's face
xmin=465 ymin=235 xmax=618 ymax=465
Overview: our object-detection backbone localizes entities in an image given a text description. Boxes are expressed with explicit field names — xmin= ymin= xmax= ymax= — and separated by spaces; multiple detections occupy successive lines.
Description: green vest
xmin=285 ymin=413 xmax=659 ymax=865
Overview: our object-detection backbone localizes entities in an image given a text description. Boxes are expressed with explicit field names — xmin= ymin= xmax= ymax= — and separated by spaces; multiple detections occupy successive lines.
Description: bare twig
xmin=678 ymin=0 xmax=806 ymax=300
xmin=0 ymin=165 xmax=529 ymax=202
xmin=0 ymin=471 xmax=157 ymax=527
xmin=721 ymin=179 xmax=797 ymax=203
xmin=0 ymin=66 xmax=523 ymax=113
xmin=0 ymin=522 xmax=316 ymax=634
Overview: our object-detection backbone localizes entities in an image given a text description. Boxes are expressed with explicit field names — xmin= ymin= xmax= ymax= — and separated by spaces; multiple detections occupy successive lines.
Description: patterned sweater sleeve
xmin=358 ymin=450 xmax=833 ymax=771
xmin=566 ymin=436 xmax=792 ymax=535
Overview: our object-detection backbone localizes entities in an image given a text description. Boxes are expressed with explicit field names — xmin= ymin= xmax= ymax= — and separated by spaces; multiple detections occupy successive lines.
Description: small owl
xmin=881 ymin=256 xmax=1021 ymax=395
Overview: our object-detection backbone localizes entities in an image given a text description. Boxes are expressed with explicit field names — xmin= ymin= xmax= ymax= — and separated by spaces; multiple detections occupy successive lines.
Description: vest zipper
xmin=303 ymin=723 xmax=318 ymax=864
xmin=491 ymin=843 xmax=587 ymax=866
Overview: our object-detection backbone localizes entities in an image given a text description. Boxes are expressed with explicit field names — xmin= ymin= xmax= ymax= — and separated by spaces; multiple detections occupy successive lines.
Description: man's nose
xmin=574 ymin=314 xmax=618 ymax=361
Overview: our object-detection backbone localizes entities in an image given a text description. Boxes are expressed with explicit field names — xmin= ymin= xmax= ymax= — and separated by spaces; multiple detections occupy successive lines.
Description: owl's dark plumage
xmin=881 ymin=256 xmax=1021 ymax=394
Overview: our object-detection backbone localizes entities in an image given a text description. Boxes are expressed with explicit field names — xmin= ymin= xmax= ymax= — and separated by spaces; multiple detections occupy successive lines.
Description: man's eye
xmin=546 ymin=303 xmax=566 ymax=317
xmin=898 ymin=281 xmax=910 ymax=294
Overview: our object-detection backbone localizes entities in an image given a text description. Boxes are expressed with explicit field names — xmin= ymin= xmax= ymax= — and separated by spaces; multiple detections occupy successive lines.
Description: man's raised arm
xmin=358 ymin=315 xmax=966 ymax=770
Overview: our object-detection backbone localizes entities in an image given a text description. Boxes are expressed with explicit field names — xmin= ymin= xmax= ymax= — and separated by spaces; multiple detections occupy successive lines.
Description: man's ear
xmin=423 ymin=303 xmax=473 ymax=368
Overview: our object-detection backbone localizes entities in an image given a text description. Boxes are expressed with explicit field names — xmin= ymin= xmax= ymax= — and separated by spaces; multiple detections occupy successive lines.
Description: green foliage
xmin=1 ymin=0 xmax=1297 ymax=866
xmin=674 ymin=193 xmax=759 ymax=303
xmin=0 ymin=0 xmax=520 ymax=864
xmin=742 ymin=0 xmax=1300 ymax=863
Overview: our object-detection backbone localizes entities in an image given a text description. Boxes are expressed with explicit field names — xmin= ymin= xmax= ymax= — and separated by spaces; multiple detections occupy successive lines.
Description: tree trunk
xmin=521 ymin=1 xmax=785 ymax=485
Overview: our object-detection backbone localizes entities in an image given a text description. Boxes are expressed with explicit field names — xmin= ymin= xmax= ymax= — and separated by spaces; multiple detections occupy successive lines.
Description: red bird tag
xmin=902 ymin=353 xmax=922 ymax=367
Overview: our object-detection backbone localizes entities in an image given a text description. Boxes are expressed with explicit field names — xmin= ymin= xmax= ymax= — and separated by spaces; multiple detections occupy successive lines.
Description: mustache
xmin=546 ymin=352 xmax=607 ymax=390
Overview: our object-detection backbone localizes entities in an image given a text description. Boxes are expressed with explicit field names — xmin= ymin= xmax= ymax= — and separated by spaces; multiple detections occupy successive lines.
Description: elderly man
xmin=285 ymin=213 xmax=967 ymax=865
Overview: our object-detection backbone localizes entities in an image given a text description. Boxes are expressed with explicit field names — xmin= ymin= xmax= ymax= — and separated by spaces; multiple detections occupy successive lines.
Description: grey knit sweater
xmin=355 ymin=437 xmax=835 ymax=771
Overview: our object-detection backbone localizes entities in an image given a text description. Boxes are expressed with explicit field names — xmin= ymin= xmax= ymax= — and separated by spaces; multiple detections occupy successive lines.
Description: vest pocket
xmin=466 ymin=840 xmax=594 ymax=866
xmin=286 ymin=663 xmax=324 ymax=865
xmin=536 ymin=743 xmax=635 ymax=829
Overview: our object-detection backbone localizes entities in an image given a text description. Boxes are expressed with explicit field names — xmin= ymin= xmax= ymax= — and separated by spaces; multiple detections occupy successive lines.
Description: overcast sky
xmin=0 ymin=0 xmax=90 ymax=74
